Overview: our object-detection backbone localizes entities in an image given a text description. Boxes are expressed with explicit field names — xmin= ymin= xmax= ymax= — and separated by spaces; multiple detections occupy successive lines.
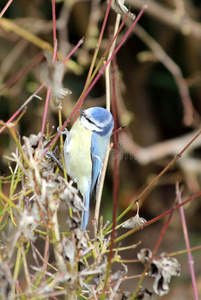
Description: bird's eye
xmin=86 ymin=116 xmax=95 ymax=125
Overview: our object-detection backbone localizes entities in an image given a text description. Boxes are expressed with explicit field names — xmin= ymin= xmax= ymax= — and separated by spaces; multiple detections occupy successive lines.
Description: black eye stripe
xmin=86 ymin=116 xmax=95 ymax=124
xmin=85 ymin=116 xmax=103 ymax=130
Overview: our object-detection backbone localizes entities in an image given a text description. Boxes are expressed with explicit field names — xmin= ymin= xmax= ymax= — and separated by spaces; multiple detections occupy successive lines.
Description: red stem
xmin=63 ymin=38 xmax=84 ymax=64
xmin=0 ymin=0 xmax=14 ymax=18
xmin=177 ymin=183 xmax=199 ymax=300
xmin=108 ymin=58 xmax=120 ymax=268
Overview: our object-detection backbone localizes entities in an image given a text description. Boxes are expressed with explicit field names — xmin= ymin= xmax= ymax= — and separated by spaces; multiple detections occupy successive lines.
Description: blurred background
xmin=0 ymin=0 xmax=201 ymax=299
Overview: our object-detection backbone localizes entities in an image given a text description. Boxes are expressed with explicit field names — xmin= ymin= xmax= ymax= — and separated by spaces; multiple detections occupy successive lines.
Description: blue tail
xmin=81 ymin=189 xmax=90 ymax=230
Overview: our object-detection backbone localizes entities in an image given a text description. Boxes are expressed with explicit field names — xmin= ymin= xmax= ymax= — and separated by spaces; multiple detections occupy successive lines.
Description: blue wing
xmin=81 ymin=133 xmax=102 ymax=231
xmin=82 ymin=132 xmax=109 ymax=230
xmin=90 ymin=133 xmax=103 ymax=195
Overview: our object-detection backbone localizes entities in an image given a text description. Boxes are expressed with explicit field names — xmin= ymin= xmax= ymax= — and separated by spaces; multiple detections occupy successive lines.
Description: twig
xmin=102 ymin=55 xmax=120 ymax=295
xmin=21 ymin=243 xmax=32 ymax=293
xmin=0 ymin=0 xmax=14 ymax=18
xmin=94 ymin=146 xmax=111 ymax=236
xmin=176 ymin=183 xmax=199 ymax=300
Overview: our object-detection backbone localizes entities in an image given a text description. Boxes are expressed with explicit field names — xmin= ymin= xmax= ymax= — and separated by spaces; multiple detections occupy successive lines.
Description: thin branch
xmin=21 ymin=243 xmax=32 ymax=293
xmin=0 ymin=0 xmax=14 ymax=18
xmin=94 ymin=146 xmax=111 ymax=236
xmin=176 ymin=183 xmax=199 ymax=300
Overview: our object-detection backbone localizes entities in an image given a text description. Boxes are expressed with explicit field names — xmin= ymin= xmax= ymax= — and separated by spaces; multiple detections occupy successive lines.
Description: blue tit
xmin=64 ymin=107 xmax=114 ymax=230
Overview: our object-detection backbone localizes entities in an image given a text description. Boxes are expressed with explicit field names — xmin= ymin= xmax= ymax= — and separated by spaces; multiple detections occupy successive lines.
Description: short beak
xmin=79 ymin=110 xmax=85 ymax=115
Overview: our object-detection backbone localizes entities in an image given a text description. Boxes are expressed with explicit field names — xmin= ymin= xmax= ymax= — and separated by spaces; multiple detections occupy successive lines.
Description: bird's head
xmin=80 ymin=107 xmax=114 ymax=136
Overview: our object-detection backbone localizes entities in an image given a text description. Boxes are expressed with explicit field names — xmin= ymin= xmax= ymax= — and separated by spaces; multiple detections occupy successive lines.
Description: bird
xmin=64 ymin=107 xmax=114 ymax=230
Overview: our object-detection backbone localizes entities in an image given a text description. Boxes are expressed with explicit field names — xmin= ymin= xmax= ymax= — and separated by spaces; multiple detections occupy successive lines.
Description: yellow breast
xmin=65 ymin=119 xmax=92 ymax=196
